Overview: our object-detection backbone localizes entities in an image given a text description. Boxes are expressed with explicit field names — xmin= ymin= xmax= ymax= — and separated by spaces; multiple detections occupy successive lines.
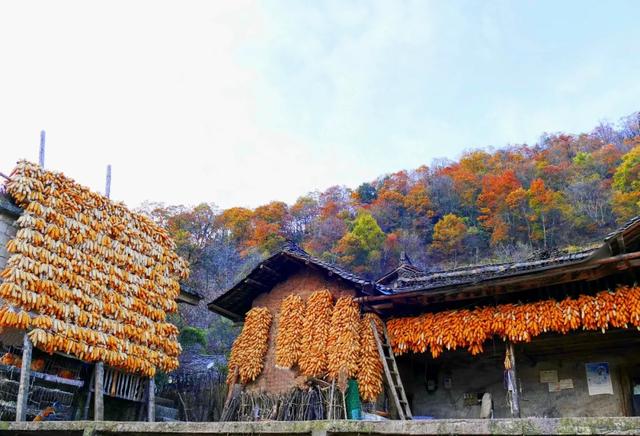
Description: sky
xmin=1 ymin=0 xmax=639 ymax=210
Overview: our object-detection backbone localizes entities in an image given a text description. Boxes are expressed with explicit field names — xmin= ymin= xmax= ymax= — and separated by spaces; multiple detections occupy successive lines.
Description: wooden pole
xmin=506 ymin=342 xmax=521 ymax=418
xmin=15 ymin=139 xmax=45 ymax=422
xmin=15 ymin=334 xmax=33 ymax=421
xmin=91 ymin=165 xmax=110 ymax=421
xmin=105 ymin=165 xmax=111 ymax=199
xmin=38 ymin=130 xmax=46 ymax=168
xmin=147 ymin=377 xmax=155 ymax=422
xmin=94 ymin=361 xmax=104 ymax=421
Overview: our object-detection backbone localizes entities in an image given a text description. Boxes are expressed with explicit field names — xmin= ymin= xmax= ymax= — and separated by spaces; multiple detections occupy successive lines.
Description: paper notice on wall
xmin=559 ymin=378 xmax=574 ymax=390
xmin=548 ymin=382 xmax=561 ymax=392
xmin=539 ymin=370 xmax=558 ymax=384
xmin=585 ymin=362 xmax=613 ymax=395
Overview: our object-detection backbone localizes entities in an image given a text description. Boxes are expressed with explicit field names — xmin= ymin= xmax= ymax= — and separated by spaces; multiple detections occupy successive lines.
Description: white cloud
xmin=0 ymin=1 xmax=333 ymax=209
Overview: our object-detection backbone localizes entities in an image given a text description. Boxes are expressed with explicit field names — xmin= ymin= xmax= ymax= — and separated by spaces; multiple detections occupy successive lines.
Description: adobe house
xmin=208 ymin=243 xmax=390 ymax=394
xmin=210 ymin=215 xmax=640 ymax=420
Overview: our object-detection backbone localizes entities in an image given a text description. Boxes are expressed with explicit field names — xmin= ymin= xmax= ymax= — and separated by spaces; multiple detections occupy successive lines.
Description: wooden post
xmin=15 ymin=335 xmax=33 ymax=421
xmin=38 ymin=130 xmax=46 ymax=168
xmin=105 ymin=165 xmax=111 ymax=199
xmin=506 ymin=342 xmax=521 ymax=418
xmin=94 ymin=362 xmax=104 ymax=421
xmin=146 ymin=377 xmax=155 ymax=422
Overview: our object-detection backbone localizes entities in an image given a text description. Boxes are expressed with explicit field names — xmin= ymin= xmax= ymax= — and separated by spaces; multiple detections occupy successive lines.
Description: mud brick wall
xmin=0 ymin=208 xmax=18 ymax=270
xmin=247 ymin=269 xmax=356 ymax=394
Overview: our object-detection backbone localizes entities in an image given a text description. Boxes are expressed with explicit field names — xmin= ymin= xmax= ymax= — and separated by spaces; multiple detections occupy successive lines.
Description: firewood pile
xmin=387 ymin=284 xmax=640 ymax=357
xmin=221 ymin=384 xmax=346 ymax=422
xmin=0 ymin=161 xmax=189 ymax=376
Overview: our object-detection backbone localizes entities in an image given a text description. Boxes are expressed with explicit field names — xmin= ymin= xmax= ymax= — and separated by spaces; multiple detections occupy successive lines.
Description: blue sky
xmin=1 ymin=1 xmax=639 ymax=209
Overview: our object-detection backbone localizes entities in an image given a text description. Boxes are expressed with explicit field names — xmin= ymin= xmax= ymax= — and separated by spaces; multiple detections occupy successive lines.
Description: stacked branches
xmin=327 ymin=297 xmax=360 ymax=381
xmin=299 ymin=290 xmax=333 ymax=377
xmin=387 ymin=285 xmax=640 ymax=358
xmin=357 ymin=313 xmax=384 ymax=402
xmin=1 ymin=161 xmax=189 ymax=376
xmin=275 ymin=294 xmax=305 ymax=369
xmin=227 ymin=307 xmax=273 ymax=384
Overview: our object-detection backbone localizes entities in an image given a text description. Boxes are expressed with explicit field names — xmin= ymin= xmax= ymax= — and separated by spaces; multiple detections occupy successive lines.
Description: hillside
xmin=142 ymin=111 xmax=640 ymax=347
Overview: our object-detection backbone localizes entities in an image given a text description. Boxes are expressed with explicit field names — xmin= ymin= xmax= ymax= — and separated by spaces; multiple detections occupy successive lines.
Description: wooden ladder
xmin=370 ymin=319 xmax=412 ymax=420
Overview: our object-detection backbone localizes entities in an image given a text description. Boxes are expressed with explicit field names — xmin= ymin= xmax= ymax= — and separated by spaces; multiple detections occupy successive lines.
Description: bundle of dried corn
xmin=327 ymin=296 xmax=360 ymax=381
xmin=275 ymin=294 xmax=305 ymax=369
xmin=1 ymin=161 xmax=189 ymax=376
xmin=227 ymin=307 xmax=273 ymax=385
xmin=299 ymin=290 xmax=333 ymax=377
xmin=357 ymin=313 xmax=384 ymax=402
xmin=387 ymin=285 xmax=640 ymax=358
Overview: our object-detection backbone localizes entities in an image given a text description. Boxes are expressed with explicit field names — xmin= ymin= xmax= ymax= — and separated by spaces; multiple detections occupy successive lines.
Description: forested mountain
xmin=141 ymin=111 xmax=640 ymax=351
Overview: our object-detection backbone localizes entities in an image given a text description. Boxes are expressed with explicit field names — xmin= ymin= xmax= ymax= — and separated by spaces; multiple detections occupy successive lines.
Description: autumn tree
xmin=247 ymin=201 xmax=289 ymax=254
xmin=334 ymin=212 xmax=385 ymax=274
xmin=354 ymin=183 xmax=377 ymax=204
xmin=612 ymin=143 xmax=640 ymax=222
xmin=477 ymin=170 xmax=523 ymax=246
xmin=527 ymin=179 xmax=567 ymax=248
xmin=430 ymin=214 xmax=467 ymax=266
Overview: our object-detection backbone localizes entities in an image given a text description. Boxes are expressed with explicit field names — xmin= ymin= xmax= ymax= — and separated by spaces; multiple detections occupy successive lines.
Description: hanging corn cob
xmin=299 ymin=290 xmax=333 ymax=377
xmin=275 ymin=294 xmax=305 ymax=369
xmin=357 ymin=313 xmax=384 ymax=402
xmin=387 ymin=285 xmax=640 ymax=358
xmin=0 ymin=160 xmax=189 ymax=376
xmin=327 ymin=296 xmax=360 ymax=381
xmin=227 ymin=307 xmax=272 ymax=385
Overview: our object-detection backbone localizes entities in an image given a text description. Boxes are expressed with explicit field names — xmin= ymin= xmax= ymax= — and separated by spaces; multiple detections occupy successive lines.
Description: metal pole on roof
xmin=38 ymin=130 xmax=46 ymax=168
xmin=105 ymin=164 xmax=112 ymax=199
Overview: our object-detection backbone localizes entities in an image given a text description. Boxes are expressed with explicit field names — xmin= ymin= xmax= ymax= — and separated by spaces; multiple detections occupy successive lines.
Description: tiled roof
xmin=391 ymin=248 xmax=596 ymax=292
xmin=208 ymin=242 xmax=389 ymax=321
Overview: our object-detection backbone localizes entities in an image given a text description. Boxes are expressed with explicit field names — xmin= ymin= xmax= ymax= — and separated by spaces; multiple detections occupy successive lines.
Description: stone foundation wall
xmin=4 ymin=417 xmax=640 ymax=435
xmin=399 ymin=330 xmax=640 ymax=419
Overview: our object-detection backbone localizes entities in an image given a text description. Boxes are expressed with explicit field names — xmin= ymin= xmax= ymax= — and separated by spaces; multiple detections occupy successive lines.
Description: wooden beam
xmin=147 ymin=377 xmax=155 ymax=422
xmin=245 ymin=278 xmax=267 ymax=288
xmin=176 ymin=291 xmax=200 ymax=306
xmin=259 ymin=264 xmax=281 ymax=278
xmin=94 ymin=362 xmax=104 ymax=421
xmin=207 ymin=303 xmax=243 ymax=322
xmin=15 ymin=334 xmax=32 ymax=422
xmin=506 ymin=342 xmax=520 ymax=418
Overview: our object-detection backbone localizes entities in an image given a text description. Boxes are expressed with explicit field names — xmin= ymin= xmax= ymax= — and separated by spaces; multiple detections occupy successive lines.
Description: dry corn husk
xmin=327 ymin=296 xmax=360 ymax=380
xmin=227 ymin=307 xmax=272 ymax=385
xmin=299 ymin=290 xmax=333 ymax=377
xmin=357 ymin=313 xmax=384 ymax=402
xmin=0 ymin=160 xmax=189 ymax=376
xmin=275 ymin=294 xmax=305 ymax=369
